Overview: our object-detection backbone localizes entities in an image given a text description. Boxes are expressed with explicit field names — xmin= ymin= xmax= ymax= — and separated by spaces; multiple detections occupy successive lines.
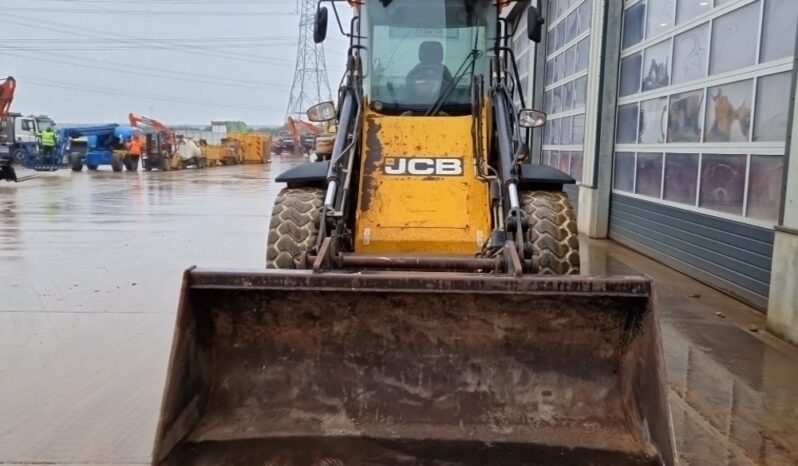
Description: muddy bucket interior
xmin=152 ymin=270 xmax=674 ymax=466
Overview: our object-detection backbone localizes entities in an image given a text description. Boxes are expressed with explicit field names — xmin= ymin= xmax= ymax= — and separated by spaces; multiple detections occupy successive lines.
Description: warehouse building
xmin=505 ymin=0 xmax=798 ymax=343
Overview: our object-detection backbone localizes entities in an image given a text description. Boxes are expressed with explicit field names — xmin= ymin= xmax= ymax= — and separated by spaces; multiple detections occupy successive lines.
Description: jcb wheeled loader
xmin=152 ymin=1 xmax=675 ymax=464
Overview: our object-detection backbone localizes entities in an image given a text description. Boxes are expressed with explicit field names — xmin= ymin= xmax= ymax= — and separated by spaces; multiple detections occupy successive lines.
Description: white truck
xmin=6 ymin=114 xmax=57 ymax=163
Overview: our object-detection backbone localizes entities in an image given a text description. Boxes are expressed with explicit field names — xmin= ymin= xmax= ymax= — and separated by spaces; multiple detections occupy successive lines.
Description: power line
xmin=2 ymin=7 xmax=298 ymax=16
xmin=17 ymin=76 xmax=283 ymax=112
xmin=34 ymin=0 xmax=291 ymax=3
xmin=0 ymin=50 xmax=290 ymax=92
xmin=3 ymin=14 xmax=295 ymax=66
xmin=0 ymin=43 xmax=296 ymax=51
xmin=1 ymin=36 xmax=296 ymax=43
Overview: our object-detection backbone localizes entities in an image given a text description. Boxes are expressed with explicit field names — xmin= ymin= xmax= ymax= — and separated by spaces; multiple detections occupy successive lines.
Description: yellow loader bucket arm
xmin=153 ymin=269 xmax=674 ymax=466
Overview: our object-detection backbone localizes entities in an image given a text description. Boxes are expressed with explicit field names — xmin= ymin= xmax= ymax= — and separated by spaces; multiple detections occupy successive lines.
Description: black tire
xmin=12 ymin=148 xmax=25 ymax=165
xmin=520 ymin=191 xmax=580 ymax=275
xmin=111 ymin=155 xmax=123 ymax=172
xmin=266 ymin=187 xmax=325 ymax=269
xmin=71 ymin=160 xmax=83 ymax=172
xmin=87 ymin=164 xmax=98 ymax=171
xmin=160 ymin=158 xmax=170 ymax=171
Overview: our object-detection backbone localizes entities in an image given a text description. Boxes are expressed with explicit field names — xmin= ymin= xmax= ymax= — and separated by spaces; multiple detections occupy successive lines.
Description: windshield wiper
xmin=426 ymin=21 xmax=482 ymax=117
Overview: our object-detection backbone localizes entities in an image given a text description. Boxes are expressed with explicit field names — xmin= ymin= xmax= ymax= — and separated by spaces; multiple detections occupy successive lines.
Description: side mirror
xmin=314 ymin=6 xmax=329 ymax=44
xmin=307 ymin=101 xmax=337 ymax=122
xmin=519 ymin=109 xmax=547 ymax=128
xmin=528 ymin=6 xmax=545 ymax=43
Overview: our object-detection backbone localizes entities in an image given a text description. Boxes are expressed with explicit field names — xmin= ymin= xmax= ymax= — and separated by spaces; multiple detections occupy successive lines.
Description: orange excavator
xmin=286 ymin=116 xmax=321 ymax=156
xmin=128 ymin=113 xmax=176 ymax=171
xmin=1 ymin=77 xmax=18 ymax=181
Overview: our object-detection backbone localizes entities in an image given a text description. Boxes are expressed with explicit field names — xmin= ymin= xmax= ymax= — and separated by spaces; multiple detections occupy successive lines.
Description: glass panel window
xmin=619 ymin=53 xmax=643 ymax=97
xmin=668 ymin=90 xmax=703 ymax=142
xmin=563 ymin=81 xmax=574 ymax=111
xmin=552 ymin=86 xmax=563 ymax=114
xmin=646 ymin=0 xmax=676 ymax=39
xmin=676 ymin=0 xmax=711 ymax=25
xmin=705 ymin=79 xmax=753 ymax=143
xmin=572 ymin=114 xmax=586 ymax=145
xmin=542 ymin=150 xmax=551 ymax=166
xmin=761 ymin=0 xmax=798 ymax=62
xmin=550 ymin=150 xmax=561 ymax=168
xmin=709 ymin=1 xmax=760 ymax=76
xmin=623 ymin=3 xmax=646 ymax=50
xmin=544 ymin=90 xmax=553 ymax=115
xmin=559 ymin=151 xmax=571 ymax=173
xmin=578 ymin=1 xmax=592 ymax=35
xmin=561 ymin=116 xmax=573 ymax=145
xmin=636 ymin=153 xmax=664 ymax=198
xmin=555 ymin=20 xmax=566 ymax=50
xmin=564 ymin=46 xmax=576 ymax=76
xmin=576 ymin=37 xmax=590 ymax=72
xmin=754 ymin=72 xmax=791 ymax=142
xmin=699 ymin=153 xmax=747 ymax=215
xmin=617 ymin=103 xmax=640 ymax=144
xmin=555 ymin=0 xmax=568 ymax=19
xmin=672 ymin=23 xmax=708 ymax=84
xmin=639 ymin=97 xmax=668 ymax=144
xmin=642 ymin=40 xmax=672 ymax=92
xmin=547 ymin=26 xmax=557 ymax=55
xmin=573 ymin=76 xmax=587 ymax=109
xmin=551 ymin=118 xmax=562 ymax=144
xmin=543 ymin=122 xmax=551 ymax=145
xmin=570 ymin=150 xmax=584 ymax=182
xmin=614 ymin=152 xmax=636 ymax=192
xmin=664 ymin=153 xmax=699 ymax=205
xmin=565 ymin=11 xmax=578 ymax=44
xmin=747 ymin=155 xmax=784 ymax=222
xmin=555 ymin=54 xmax=565 ymax=82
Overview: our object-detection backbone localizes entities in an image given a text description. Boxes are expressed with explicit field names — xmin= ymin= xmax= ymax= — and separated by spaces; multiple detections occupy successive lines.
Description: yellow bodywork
xmin=355 ymin=110 xmax=491 ymax=255
xmin=226 ymin=133 xmax=271 ymax=163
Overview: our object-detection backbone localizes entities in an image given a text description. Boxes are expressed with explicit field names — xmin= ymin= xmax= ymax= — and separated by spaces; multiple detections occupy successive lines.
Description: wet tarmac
xmin=1 ymin=160 xmax=797 ymax=465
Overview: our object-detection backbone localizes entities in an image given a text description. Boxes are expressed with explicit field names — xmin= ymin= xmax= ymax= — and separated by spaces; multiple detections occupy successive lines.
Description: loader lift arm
xmin=1 ymin=77 xmax=19 ymax=182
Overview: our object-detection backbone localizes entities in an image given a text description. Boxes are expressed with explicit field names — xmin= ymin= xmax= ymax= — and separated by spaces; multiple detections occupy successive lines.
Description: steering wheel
xmin=406 ymin=64 xmax=445 ymax=102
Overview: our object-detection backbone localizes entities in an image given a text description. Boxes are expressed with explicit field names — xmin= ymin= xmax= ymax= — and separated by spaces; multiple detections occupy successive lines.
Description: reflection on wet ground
xmin=1 ymin=161 xmax=797 ymax=465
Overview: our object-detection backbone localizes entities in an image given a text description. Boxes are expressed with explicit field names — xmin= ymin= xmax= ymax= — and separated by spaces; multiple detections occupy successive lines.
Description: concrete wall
xmin=767 ymin=46 xmax=798 ymax=344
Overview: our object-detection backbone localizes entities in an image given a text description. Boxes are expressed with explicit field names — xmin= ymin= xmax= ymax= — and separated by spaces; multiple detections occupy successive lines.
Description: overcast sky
xmin=2 ymin=0 xmax=352 ymax=126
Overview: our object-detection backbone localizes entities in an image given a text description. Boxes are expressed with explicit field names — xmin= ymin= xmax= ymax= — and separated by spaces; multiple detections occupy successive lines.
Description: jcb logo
xmin=383 ymin=157 xmax=463 ymax=176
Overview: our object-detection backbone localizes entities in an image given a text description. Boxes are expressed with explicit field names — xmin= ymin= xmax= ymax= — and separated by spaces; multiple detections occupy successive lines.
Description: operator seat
xmin=406 ymin=41 xmax=453 ymax=98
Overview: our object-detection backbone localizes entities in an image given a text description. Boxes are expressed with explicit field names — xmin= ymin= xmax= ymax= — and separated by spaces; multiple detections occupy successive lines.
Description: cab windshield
xmin=36 ymin=118 xmax=55 ymax=132
xmin=365 ymin=0 xmax=493 ymax=114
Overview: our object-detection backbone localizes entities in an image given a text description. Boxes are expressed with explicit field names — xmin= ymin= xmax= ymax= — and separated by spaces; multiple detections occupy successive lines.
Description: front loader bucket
xmin=153 ymin=269 xmax=675 ymax=466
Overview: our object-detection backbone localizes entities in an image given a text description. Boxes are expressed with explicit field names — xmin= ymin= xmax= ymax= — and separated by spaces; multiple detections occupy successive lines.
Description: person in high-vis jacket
xmin=124 ymin=135 xmax=143 ymax=171
xmin=41 ymin=127 xmax=57 ymax=162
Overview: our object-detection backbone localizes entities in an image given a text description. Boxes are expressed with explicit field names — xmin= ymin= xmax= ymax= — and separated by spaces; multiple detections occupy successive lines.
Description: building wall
xmin=767 ymin=50 xmax=798 ymax=343
xmin=515 ymin=0 xmax=798 ymax=312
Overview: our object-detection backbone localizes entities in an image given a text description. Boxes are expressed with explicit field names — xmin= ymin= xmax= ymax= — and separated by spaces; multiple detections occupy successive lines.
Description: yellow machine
xmin=199 ymin=138 xmax=244 ymax=166
xmin=226 ymin=133 xmax=271 ymax=163
xmin=151 ymin=1 xmax=675 ymax=465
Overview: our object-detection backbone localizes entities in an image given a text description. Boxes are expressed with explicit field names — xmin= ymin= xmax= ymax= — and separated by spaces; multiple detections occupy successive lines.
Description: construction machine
xmin=61 ymin=124 xmax=142 ymax=172
xmin=286 ymin=116 xmax=321 ymax=156
xmin=1 ymin=76 xmax=18 ymax=181
xmin=152 ymin=1 xmax=675 ymax=465
xmin=129 ymin=113 xmax=176 ymax=171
